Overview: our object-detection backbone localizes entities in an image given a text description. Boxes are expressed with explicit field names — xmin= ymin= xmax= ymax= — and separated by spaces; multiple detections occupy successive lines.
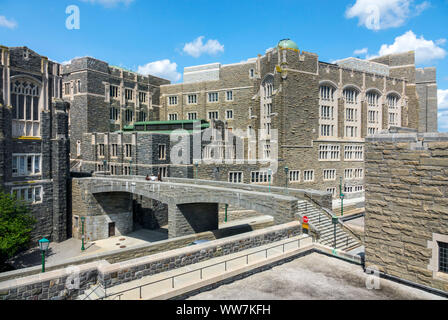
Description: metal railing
xmin=82 ymin=284 xmax=104 ymax=300
xmin=100 ymin=236 xmax=306 ymax=301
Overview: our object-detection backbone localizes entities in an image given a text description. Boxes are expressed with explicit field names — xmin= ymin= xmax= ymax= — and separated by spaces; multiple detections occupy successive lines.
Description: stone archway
xmin=72 ymin=177 xmax=298 ymax=241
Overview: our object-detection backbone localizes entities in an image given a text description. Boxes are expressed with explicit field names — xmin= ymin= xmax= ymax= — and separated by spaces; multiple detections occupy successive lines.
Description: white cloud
xmin=345 ymin=0 xmax=430 ymax=30
xmin=137 ymin=59 xmax=181 ymax=83
xmin=376 ymin=30 xmax=446 ymax=64
xmin=183 ymin=36 xmax=224 ymax=58
xmin=439 ymin=89 xmax=448 ymax=110
xmin=60 ymin=56 xmax=85 ymax=65
xmin=0 ymin=15 xmax=17 ymax=29
xmin=438 ymin=89 xmax=448 ymax=131
xmin=79 ymin=0 xmax=134 ymax=7
xmin=354 ymin=48 xmax=368 ymax=55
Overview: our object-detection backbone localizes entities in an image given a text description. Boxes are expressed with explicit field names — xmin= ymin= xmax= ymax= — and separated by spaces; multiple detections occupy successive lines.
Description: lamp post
xmin=129 ymin=159 xmax=133 ymax=176
xmin=284 ymin=166 xmax=289 ymax=190
xmin=224 ymin=204 xmax=228 ymax=223
xmin=267 ymin=169 xmax=272 ymax=193
xmin=332 ymin=216 xmax=338 ymax=249
xmin=194 ymin=161 xmax=199 ymax=180
xmin=38 ymin=238 xmax=50 ymax=273
xmin=339 ymin=177 xmax=344 ymax=217
xmin=81 ymin=217 xmax=86 ymax=251
xmin=103 ymin=159 xmax=107 ymax=173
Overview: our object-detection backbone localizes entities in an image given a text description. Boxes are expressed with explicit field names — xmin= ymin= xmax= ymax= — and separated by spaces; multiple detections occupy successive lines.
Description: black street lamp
xmin=38 ymin=238 xmax=50 ymax=273
xmin=81 ymin=217 xmax=86 ymax=251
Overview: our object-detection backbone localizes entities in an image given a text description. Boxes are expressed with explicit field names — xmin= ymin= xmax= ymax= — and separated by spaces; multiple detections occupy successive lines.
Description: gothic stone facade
xmin=159 ymin=46 xmax=438 ymax=201
xmin=0 ymin=46 xmax=70 ymax=243
xmin=365 ymin=131 xmax=448 ymax=294
xmin=61 ymin=57 xmax=170 ymax=157
xmin=79 ymin=131 xmax=194 ymax=178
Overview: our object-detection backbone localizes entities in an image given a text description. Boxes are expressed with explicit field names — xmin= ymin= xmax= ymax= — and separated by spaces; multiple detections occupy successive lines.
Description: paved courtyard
xmin=188 ymin=252 xmax=445 ymax=300
xmin=7 ymin=215 xmax=273 ymax=269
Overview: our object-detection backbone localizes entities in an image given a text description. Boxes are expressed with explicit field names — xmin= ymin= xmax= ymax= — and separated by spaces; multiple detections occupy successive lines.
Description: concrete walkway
xmin=95 ymin=235 xmax=313 ymax=300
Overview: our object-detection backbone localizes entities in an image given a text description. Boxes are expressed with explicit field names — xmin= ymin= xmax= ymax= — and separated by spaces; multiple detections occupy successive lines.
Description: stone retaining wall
xmin=365 ymin=132 xmax=448 ymax=293
xmin=0 ymin=218 xmax=273 ymax=283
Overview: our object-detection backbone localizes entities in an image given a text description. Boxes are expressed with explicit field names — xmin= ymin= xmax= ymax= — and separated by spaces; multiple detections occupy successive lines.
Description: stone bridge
xmin=71 ymin=176 xmax=302 ymax=240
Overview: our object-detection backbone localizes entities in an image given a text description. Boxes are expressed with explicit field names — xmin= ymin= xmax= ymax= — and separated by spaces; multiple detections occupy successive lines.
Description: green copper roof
xmin=278 ymin=39 xmax=299 ymax=50
xmin=133 ymin=120 xmax=206 ymax=126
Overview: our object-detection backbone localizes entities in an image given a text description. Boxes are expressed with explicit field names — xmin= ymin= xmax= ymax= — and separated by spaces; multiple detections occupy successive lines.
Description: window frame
xmin=12 ymin=154 xmax=42 ymax=177
xmin=11 ymin=185 xmax=43 ymax=204
xmin=228 ymin=171 xmax=243 ymax=184
xmin=208 ymin=92 xmax=219 ymax=103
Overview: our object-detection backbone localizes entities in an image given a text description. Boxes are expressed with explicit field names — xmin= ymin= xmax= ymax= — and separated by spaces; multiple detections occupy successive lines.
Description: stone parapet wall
xmin=97 ymin=222 xmax=302 ymax=289
xmin=164 ymin=176 xmax=333 ymax=210
xmin=365 ymin=132 xmax=448 ymax=293
xmin=0 ymin=261 xmax=102 ymax=300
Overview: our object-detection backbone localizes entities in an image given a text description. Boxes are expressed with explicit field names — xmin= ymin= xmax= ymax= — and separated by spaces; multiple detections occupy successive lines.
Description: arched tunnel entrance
xmin=133 ymin=196 xmax=168 ymax=231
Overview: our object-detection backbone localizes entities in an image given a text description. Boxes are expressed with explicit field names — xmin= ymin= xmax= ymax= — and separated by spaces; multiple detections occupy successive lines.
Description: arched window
xmin=319 ymin=83 xmax=338 ymax=139
xmin=387 ymin=93 xmax=401 ymax=127
xmin=366 ymin=91 xmax=380 ymax=107
xmin=366 ymin=90 xmax=382 ymax=135
xmin=11 ymin=79 xmax=41 ymax=137
xmin=320 ymin=85 xmax=335 ymax=101
xmin=76 ymin=140 xmax=81 ymax=157
xmin=262 ymin=75 xmax=274 ymax=99
xmin=343 ymin=87 xmax=360 ymax=138
xmin=260 ymin=75 xmax=274 ymax=141
xmin=343 ymin=87 xmax=359 ymax=104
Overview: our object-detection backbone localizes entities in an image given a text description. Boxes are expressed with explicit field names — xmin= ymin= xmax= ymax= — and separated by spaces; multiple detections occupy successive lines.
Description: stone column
xmin=361 ymin=100 xmax=367 ymax=138
xmin=51 ymin=100 xmax=70 ymax=242
xmin=0 ymin=105 xmax=12 ymax=185
xmin=338 ymin=98 xmax=345 ymax=138
xmin=382 ymin=103 xmax=388 ymax=129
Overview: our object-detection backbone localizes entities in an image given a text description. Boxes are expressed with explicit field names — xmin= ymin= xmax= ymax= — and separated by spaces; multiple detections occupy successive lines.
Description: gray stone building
xmin=61 ymin=57 xmax=170 ymax=159
xmin=61 ymin=40 xmax=439 ymax=208
xmin=159 ymin=39 xmax=439 ymax=205
xmin=0 ymin=45 xmax=70 ymax=243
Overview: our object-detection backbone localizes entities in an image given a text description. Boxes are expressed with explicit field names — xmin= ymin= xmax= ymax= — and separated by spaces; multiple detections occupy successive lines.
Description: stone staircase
xmin=77 ymin=284 xmax=106 ymax=300
xmin=297 ymin=200 xmax=361 ymax=251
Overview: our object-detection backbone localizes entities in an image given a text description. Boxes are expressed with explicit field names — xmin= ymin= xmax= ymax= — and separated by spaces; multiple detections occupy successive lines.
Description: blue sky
xmin=0 ymin=0 xmax=447 ymax=130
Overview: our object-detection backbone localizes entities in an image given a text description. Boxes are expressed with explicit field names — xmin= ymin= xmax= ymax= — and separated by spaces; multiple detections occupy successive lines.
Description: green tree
xmin=0 ymin=190 xmax=36 ymax=268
